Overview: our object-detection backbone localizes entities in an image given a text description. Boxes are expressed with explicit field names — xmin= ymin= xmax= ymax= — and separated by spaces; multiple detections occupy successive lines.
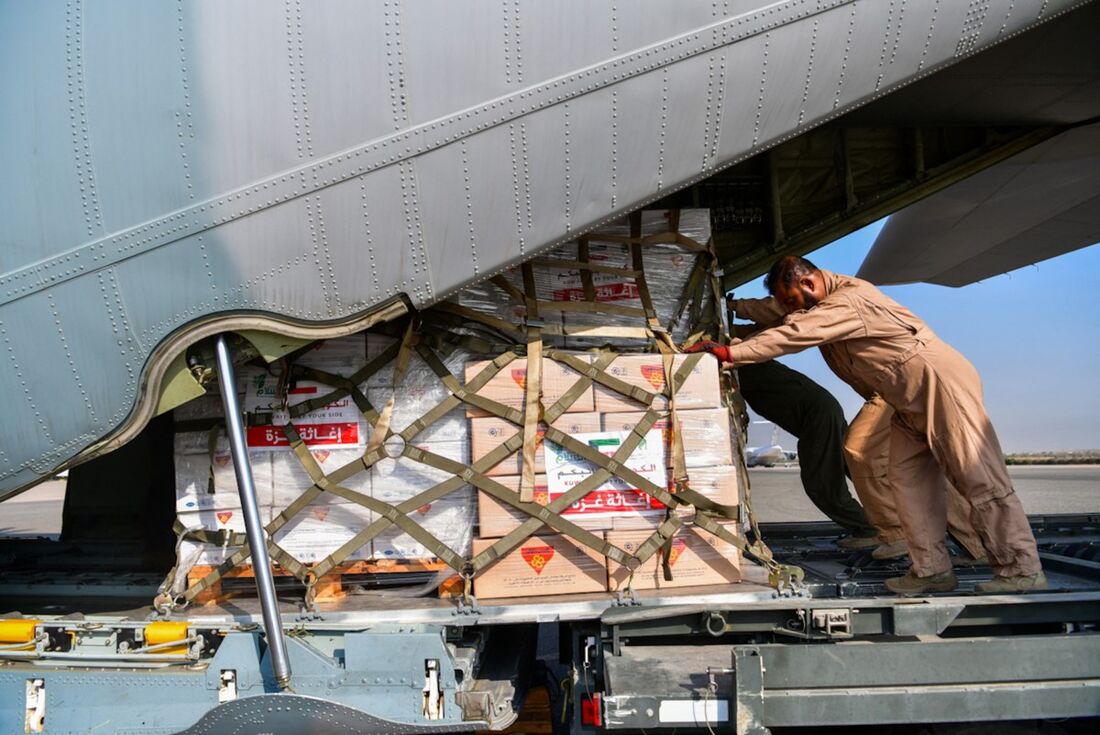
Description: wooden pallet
xmin=187 ymin=559 xmax=453 ymax=604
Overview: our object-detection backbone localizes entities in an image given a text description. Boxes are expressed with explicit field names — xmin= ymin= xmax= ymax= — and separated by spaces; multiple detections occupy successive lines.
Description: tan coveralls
xmin=844 ymin=395 xmax=987 ymax=561
xmin=727 ymin=272 xmax=1041 ymax=577
xmin=733 ymin=297 xmax=987 ymax=559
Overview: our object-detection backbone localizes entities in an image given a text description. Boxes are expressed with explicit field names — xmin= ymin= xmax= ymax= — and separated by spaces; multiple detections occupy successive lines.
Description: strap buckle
xmin=613 ymin=587 xmax=641 ymax=607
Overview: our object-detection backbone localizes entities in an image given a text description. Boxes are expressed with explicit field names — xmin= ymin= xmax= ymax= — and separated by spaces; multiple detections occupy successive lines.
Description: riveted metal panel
xmin=185 ymin=1 xmax=300 ymax=202
xmin=0 ymin=1 xmax=94 ymax=272
xmin=0 ymin=0 xmax=1091 ymax=497
xmin=400 ymin=1 xmax=514 ymax=126
xmin=296 ymin=0 xmax=397 ymax=159
xmin=81 ymin=1 xmax=193 ymax=232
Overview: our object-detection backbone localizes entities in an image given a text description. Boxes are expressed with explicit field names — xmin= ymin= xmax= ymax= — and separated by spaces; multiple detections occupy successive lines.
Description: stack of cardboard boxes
xmin=172 ymin=335 xmax=474 ymax=571
xmin=467 ymin=353 xmax=742 ymax=599
xmin=172 ymin=208 xmax=745 ymax=599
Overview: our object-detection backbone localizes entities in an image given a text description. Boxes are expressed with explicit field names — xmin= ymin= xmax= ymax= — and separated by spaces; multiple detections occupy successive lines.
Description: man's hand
xmin=683 ymin=340 xmax=732 ymax=364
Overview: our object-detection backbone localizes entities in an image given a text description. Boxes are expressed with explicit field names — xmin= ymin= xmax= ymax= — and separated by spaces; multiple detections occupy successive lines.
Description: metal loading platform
xmin=574 ymin=514 xmax=1100 ymax=735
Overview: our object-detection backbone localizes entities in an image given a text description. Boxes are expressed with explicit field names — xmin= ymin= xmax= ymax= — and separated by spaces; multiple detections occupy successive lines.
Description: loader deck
xmin=3 ymin=515 xmax=1098 ymax=627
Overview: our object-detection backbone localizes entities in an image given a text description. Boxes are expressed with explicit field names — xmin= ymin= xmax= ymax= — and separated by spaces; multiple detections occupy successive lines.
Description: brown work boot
xmin=872 ymin=540 xmax=909 ymax=560
xmin=975 ymin=571 xmax=1048 ymax=593
xmin=837 ymin=535 xmax=880 ymax=551
xmin=952 ymin=553 xmax=989 ymax=567
xmin=884 ymin=569 xmax=958 ymax=595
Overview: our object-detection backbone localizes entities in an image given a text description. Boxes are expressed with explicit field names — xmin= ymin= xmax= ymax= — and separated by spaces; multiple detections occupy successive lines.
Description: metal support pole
xmin=213 ymin=335 xmax=292 ymax=690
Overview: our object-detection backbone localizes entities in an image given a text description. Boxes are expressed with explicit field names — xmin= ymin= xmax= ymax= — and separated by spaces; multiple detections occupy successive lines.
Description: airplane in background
xmin=746 ymin=421 xmax=796 ymax=468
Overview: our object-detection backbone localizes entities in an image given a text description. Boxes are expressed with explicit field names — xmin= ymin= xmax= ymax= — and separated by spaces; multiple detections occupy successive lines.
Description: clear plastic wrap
xmin=271 ymin=501 xmax=375 ymax=563
xmin=174 ymin=432 xmax=274 ymax=512
xmin=455 ymin=209 xmax=712 ymax=348
xmin=270 ymin=448 xmax=371 ymax=513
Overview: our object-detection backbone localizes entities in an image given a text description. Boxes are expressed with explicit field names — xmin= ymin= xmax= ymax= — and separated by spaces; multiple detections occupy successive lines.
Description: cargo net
xmin=160 ymin=209 xmax=790 ymax=610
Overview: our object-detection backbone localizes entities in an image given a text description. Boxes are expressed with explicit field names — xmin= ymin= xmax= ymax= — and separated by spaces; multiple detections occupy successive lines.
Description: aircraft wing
xmin=857 ymin=122 xmax=1100 ymax=287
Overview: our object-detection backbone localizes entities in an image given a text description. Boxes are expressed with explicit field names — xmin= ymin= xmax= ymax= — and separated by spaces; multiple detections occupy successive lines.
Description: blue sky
xmin=737 ymin=222 xmax=1100 ymax=454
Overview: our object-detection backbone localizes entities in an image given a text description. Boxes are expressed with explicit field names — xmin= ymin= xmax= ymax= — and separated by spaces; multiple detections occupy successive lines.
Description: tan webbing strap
xmin=637 ymin=515 xmax=682 ymax=571
xmin=410 ymin=443 xmax=623 ymax=562
xmin=431 ymin=301 xmax=527 ymax=339
xmin=664 ymin=353 xmax=688 ymax=485
xmin=541 ymin=424 xmax=680 ymax=517
xmin=406 ymin=347 xmax=524 ymax=432
xmin=542 ymin=351 xmax=618 ymax=424
xmin=667 ymin=254 xmax=708 ymax=338
xmin=430 ymin=300 xmax=651 ymax=340
xmin=205 ymin=426 xmax=220 ymax=496
xmin=559 ymin=324 xmax=653 ymax=339
xmin=526 ymin=257 xmax=638 ymax=279
xmin=490 ymin=275 xmax=527 ymax=306
xmin=519 ymin=263 xmax=544 ymax=504
xmin=469 ymin=412 xmax=665 ymax=572
xmin=283 ymin=339 xmax=401 ymax=422
xmin=577 ymin=237 xmax=597 ymax=304
xmin=546 ymin=350 xmax=655 ymax=408
xmin=537 ymin=301 xmax=648 ymax=319
xmin=178 ymin=526 xmax=249 ymax=548
xmin=365 ymin=320 xmax=417 ymax=456
xmin=629 ymin=238 xmax=676 ymax=354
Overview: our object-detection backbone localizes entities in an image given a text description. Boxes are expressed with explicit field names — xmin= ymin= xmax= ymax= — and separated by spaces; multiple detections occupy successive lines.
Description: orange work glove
xmin=683 ymin=340 xmax=732 ymax=363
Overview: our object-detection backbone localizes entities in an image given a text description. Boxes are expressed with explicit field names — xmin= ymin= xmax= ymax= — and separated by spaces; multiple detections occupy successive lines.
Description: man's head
xmin=764 ymin=255 xmax=825 ymax=313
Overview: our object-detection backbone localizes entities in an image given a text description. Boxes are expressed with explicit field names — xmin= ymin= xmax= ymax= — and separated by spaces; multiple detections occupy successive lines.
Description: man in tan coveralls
xmin=700 ymin=256 xmax=1045 ymax=594
xmin=731 ymin=298 xmax=989 ymax=564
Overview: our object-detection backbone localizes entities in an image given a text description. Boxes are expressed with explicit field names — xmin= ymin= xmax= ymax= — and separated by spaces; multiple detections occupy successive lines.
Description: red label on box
xmin=552 ymin=282 xmax=639 ymax=302
xmin=246 ymin=422 xmax=360 ymax=448
xmin=556 ymin=487 xmax=666 ymax=515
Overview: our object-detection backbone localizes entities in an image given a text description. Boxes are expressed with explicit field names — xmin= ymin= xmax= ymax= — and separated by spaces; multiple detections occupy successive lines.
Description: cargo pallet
xmin=186 ymin=558 xmax=455 ymax=604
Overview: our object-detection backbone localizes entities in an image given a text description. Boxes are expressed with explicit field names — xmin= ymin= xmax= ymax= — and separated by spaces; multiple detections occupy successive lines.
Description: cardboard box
xmin=472 ymin=535 xmax=608 ymax=599
xmin=545 ymin=429 xmax=667 ymax=493
xmin=270 ymin=448 xmax=371 ymax=513
xmin=177 ymin=506 xmax=273 ymax=566
xmin=594 ymin=354 xmax=721 ymax=413
xmin=602 ymin=407 xmax=733 ymax=468
xmin=271 ymin=500 xmax=375 ymax=563
xmin=606 ymin=522 xmax=742 ymax=592
xmin=678 ymin=465 xmax=739 ymax=507
xmin=367 ymin=387 xmax=468 ymax=444
xmin=372 ymin=490 xmax=476 ymax=560
xmin=464 ymin=356 xmax=594 ymax=418
xmin=241 ymin=369 xmax=367 ymax=452
xmin=372 ymin=441 xmax=476 ymax=561
xmin=174 ymin=433 xmax=274 ymax=512
xmin=468 ymin=412 xmax=602 ymax=477
xmin=371 ymin=439 xmax=470 ymax=499
xmin=479 ymin=471 xmax=669 ymax=537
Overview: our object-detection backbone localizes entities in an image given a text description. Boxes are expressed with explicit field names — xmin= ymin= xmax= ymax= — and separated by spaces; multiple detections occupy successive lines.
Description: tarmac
xmin=2 ymin=465 xmax=1096 ymax=538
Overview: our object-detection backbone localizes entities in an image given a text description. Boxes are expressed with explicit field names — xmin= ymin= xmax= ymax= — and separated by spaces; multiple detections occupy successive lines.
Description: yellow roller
xmin=0 ymin=618 xmax=39 ymax=643
xmin=0 ymin=619 xmax=40 ymax=647
xmin=144 ymin=621 xmax=190 ymax=654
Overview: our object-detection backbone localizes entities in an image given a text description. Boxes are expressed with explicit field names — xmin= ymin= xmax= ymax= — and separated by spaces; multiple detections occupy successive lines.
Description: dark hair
xmin=764 ymin=255 xmax=818 ymax=294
